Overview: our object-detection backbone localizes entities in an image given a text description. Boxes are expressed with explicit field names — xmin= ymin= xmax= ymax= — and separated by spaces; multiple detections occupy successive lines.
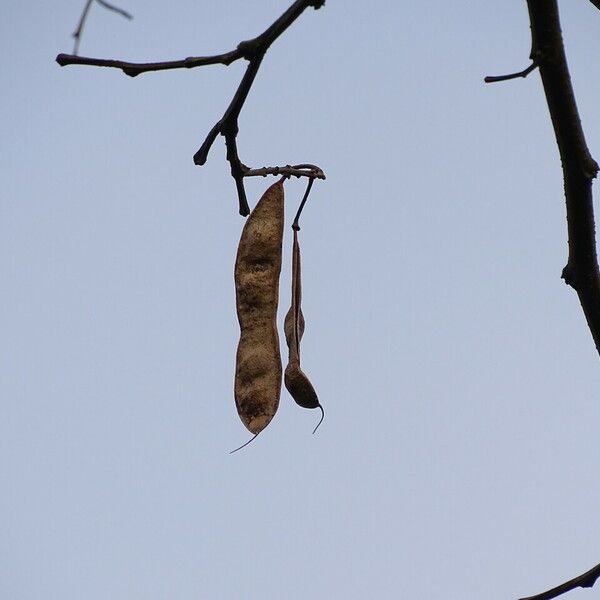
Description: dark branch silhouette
xmin=519 ymin=561 xmax=600 ymax=600
xmin=526 ymin=0 xmax=600 ymax=359
xmin=95 ymin=0 xmax=132 ymax=20
xmin=488 ymin=3 xmax=600 ymax=595
xmin=57 ymin=0 xmax=326 ymax=216
xmin=484 ymin=62 xmax=537 ymax=83
xmin=244 ymin=164 xmax=325 ymax=180
xmin=487 ymin=1 xmax=600 ymax=361
xmin=56 ymin=51 xmax=241 ymax=75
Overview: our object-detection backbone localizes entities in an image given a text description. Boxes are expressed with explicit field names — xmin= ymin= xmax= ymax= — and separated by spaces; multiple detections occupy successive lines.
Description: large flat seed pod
xmin=234 ymin=181 xmax=284 ymax=434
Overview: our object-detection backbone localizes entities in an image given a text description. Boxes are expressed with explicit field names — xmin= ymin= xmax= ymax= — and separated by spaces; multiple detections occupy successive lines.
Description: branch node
xmin=237 ymin=39 xmax=265 ymax=62
xmin=584 ymin=157 xmax=599 ymax=180
xmin=561 ymin=263 xmax=576 ymax=288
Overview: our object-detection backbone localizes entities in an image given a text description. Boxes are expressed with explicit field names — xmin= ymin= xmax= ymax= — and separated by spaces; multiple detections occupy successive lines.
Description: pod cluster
xmin=233 ymin=180 xmax=322 ymax=448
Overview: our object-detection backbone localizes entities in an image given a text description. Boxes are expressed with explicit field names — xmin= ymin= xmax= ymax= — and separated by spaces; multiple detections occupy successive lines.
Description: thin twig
xmin=96 ymin=0 xmax=132 ymax=20
xmin=292 ymin=177 xmax=315 ymax=230
xmin=519 ymin=561 xmax=600 ymax=600
xmin=484 ymin=62 xmax=538 ymax=83
xmin=57 ymin=0 xmax=325 ymax=216
xmin=56 ymin=50 xmax=242 ymax=76
xmin=71 ymin=0 xmax=132 ymax=56
xmin=243 ymin=164 xmax=325 ymax=180
xmin=72 ymin=0 xmax=93 ymax=56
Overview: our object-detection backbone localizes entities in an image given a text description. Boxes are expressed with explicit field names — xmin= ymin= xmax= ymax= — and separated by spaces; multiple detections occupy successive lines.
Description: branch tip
xmin=484 ymin=62 xmax=538 ymax=83
xmin=95 ymin=0 xmax=132 ymax=20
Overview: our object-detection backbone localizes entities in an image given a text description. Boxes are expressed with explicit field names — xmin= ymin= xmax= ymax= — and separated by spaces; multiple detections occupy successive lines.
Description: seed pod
xmin=234 ymin=180 xmax=284 ymax=435
xmin=284 ymin=228 xmax=324 ymax=432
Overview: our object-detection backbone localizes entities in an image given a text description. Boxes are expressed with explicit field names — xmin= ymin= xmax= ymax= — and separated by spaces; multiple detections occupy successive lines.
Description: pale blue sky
xmin=2 ymin=2 xmax=600 ymax=599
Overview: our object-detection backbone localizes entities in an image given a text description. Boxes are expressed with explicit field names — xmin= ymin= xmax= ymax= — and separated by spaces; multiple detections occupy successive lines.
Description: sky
xmin=2 ymin=1 xmax=600 ymax=599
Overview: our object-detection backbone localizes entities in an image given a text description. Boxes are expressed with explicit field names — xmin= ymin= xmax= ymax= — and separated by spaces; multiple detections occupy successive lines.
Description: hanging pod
xmin=233 ymin=180 xmax=284 ymax=440
xmin=283 ymin=182 xmax=324 ymax=434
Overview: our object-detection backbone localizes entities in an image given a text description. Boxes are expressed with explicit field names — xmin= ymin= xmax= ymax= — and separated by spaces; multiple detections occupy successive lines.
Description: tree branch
xmin=57 ymin=0 xmax=325 ymax=216
xmin=519 ymin=561 xmax=600 ymax=600
xmin=511 ymin=2 xmax=600 ymax=590
xmin=488 ymin=6 xmax=600 ymax=593
xmin=524 ymin=0 xmax=600 ymax=357
xmin=55 ymin=50 xmax=242 ymax=76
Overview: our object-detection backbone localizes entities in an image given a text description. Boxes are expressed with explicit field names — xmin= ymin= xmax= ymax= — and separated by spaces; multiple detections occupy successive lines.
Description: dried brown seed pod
xmin=284 ymin=228 xmax=324 ymax=433
xmin=233 ymin=180 xmax=284 ymax=438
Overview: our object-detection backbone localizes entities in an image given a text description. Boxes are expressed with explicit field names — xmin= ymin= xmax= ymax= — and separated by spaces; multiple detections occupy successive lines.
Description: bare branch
xmin=489 ymin=3 xmax=600 ymax=589
xmin=522 ymin=0 xmax=600 ymax=358
xmin=56 ymin=51 xmax=242 ymax=77
xmin=502 ymin=11 xmax=600 ymax=597
xmin=484 ymin=62 xmax=537 ymax=83
xmin=519 ymin=561 xmax=600 ymax=600
xmin=191 ymin=0 xmax=325 ymax=215
xmin=57 ymin=0 xmax=325 ymax=216
xmin=589 ymin=0 xmax=600 ymax=10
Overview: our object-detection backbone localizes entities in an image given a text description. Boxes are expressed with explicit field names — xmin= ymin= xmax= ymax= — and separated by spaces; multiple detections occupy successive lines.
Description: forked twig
xmin=71 ymin=0 xmax=132 ymax=56
xmin=57 ymin=0 xmax=326 ymax=216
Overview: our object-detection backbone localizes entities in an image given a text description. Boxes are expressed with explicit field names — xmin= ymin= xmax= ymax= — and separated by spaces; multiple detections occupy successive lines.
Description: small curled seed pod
xmin=284 ymin=227 xmax=324 ymax=434
xmin=233 ymin=180 xmax=284 ymax=439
